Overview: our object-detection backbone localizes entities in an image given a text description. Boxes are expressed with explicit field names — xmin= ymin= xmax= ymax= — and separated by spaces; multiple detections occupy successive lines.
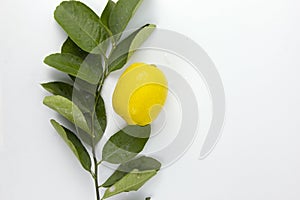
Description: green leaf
xmin=76 ymin=95 xmax=107 ymax=146
xmin=102 ymin=156 xmax=161 ymax=188
xmin=72 ymin=88 xmax=95 ymax=114
xmin=95 ymin=95 xmax=107 ymax=130
xmin=102 ymin=125 xmax=151 ymax=164
xmin=95 ymin=95 xmax=107 ymax=138
xmin=108 ymin=24 xmax=156 ymax=73
xmin=77 ymin=114 xmax=94 ymax=146
xmin=61 ymin=37 xmax=88 ymax=59
xmin=109 ymin=0 xmax=144 ymax=39
xmin=99 ymin=0 xmax=116 ymax=53
xmin=127 ymin=24 xmax=156 ymax=58
xmin=41 ymin=81 xmax=96 ymax=114
xmin=101 ymin=0 xmax=116 ymax=28
xmin=44 ymin=53 xmax=102 ymax=84
xmin=54 ymin=1 xmax=104 ymax=54
xmin=51 ymin=120 xmax=91 ymax=171
xmin=41 ymin=82 xmax=73 ymax=100
xmin=103 ymin=169 xmax=157 ymax=199
xmin=43 ymin=95 xmax=91 ymax=134
xmin=70 ymin=76 xmax=98 ymax=95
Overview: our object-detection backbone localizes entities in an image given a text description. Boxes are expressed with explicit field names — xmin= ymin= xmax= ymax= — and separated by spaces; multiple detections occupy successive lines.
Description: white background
xmin=1 ymin=0 xmax=300 ymax=199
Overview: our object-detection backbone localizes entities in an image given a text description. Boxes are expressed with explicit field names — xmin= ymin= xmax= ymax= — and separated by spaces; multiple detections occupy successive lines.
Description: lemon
xmin=112 ymin=63 xmax=168 ymax=126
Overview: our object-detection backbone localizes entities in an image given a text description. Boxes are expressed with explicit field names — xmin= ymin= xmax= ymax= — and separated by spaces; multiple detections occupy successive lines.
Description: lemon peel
xmin=113 ymin=63 xmax=168 ymax=126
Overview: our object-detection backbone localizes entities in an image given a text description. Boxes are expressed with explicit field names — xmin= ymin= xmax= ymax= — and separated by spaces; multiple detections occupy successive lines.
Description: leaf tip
xmin=142 ymin=24 xmax=156 ymax=29
xmin=43 ymin=55 xmax=51 ymax=65
xmin=42 ymin=96 xmax=50 ymax=105
xmin=50 ymin=119 xmax=62 ymax=133
xmin=148 ymin=24 xmax=156 ymax=28
xmin=40 ymin=82 xmax=46 ymax=88
xmin=50 ymin=119 xmax=57 ymax=126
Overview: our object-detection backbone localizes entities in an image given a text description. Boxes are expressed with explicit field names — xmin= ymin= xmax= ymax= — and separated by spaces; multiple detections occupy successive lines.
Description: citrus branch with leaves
xmin=41 ymin=0 xmax=164 ymax=199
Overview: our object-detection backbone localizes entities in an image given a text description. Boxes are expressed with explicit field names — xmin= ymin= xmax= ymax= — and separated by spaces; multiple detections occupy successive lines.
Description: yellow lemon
xmin=112 ymin=63 xmax=168 ymax=126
